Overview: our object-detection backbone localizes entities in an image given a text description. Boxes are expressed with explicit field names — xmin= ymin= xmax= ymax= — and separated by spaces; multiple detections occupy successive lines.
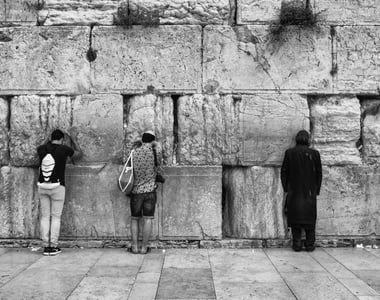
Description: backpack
xmin=118 ymin=150 xmax=134 ymax=195
xmin=37 ymin=146 xmax=60 ymax=189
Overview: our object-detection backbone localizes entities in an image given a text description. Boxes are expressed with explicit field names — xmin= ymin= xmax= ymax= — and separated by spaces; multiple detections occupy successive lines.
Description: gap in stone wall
xmin=171 ymin=94 xmax=180 ymax=165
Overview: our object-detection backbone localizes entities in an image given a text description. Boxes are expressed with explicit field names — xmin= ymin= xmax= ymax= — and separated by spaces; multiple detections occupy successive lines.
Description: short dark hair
xmin=142 ymin=133 xmax=155 ymax=143
xmin=51 ymin=129 xmax=64 ymax=141
xmin=295 ymin=130 xmax=310 ymax=146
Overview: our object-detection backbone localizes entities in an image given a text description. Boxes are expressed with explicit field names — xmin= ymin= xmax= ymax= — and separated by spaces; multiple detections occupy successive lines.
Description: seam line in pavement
xmin=207 ymin=249 xmax=217 ymax=300
xmin=153 ymin=250 xmax=166 ymax=300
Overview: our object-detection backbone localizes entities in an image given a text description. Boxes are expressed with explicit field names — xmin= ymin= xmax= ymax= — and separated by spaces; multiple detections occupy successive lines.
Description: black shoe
xmin=43 ymin=247 xmax=52 ymax=256
xmin=306 ymin=245 xmax=315 ymax=252
xmin=49 ymin=247 xmax=62 ymax=256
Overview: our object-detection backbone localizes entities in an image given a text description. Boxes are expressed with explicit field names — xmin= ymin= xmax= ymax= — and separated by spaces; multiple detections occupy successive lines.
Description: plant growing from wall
xmin=113 ymin=2 xmax=160 ymax=28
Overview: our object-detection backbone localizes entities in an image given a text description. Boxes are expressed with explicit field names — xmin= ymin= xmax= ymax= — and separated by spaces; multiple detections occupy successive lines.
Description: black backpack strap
xmin=152 ymin=147 xmax=158 ymax=167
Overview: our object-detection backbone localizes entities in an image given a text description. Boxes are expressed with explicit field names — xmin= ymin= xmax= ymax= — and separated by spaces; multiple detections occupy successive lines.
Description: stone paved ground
xmin=0 ymin=247 xmax=379 ymax=299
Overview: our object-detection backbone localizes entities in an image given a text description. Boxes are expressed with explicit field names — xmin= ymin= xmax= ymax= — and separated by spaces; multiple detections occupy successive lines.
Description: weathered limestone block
xmin=367 ymin=169 xmax=380 ymax=235
xmin=309 ymin=95 xmax=361 ymax=165
xmin=129 ymin=0 xmax=232 ymax=25
xmin=362 ymin=101 xmax=380 ymax=160
xmin=10 ymin=95 xmax=73 ymax=166
xmin=317 ymin=166 xmax=373 ymax=236
xmin=0 ymin=0 xmax=37 ymax=23
xmin=336 ymin=26 xmax=380 ymax=93
xmin=0 ymin=98 xmax=9 ymax=165
xmin=72 ymin=94 xmax=123 ymax=163
xmin=177 ymin=94 xmax=241 ymax=165
xmin=0 ymin=166 xmax=39 ymax=238
xmin=237 ymin=0 xmax=281 ymax=24
xmin=92 ymin=26 xmax=202 ymax=93
xmin=223 ymin=166 xmax=286 ymax=239
xmin=159 ymin=166 xmax=222 ymax=239
xmin=62 ymin=164 xmax=159 ymax=238
xmin=240 ymin=94 xmax=309 ymax=166
xmin=124 ymin=94 xmax=174 ymax=165
xmin=38 ymin=0 xmax=121 ymax=25
xmin=0 ymin=27 xmax=90 ymax=94
xmin=315 ymin=0 xmax=380 ymax=25
xmin=203 ymin=25 xmax=331 ymax=93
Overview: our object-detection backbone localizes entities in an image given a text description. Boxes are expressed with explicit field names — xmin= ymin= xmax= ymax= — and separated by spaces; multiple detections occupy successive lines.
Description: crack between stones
xmin=171 ymin=95 xmax=180 ymax=165
xmin=6 ymin=96 xmax=11 ymax=164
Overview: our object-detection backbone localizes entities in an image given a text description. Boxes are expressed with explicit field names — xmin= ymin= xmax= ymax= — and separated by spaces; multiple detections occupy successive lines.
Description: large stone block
xmin=203 ymin=25 xmax=331 ymax=93
xmin=62 ymin=164 xmax=159 ymax=239
xmin=124 ymin=94 xmax=174 ymax=165
xmin=0 ymin=166 xmax=39 ymax=238
xmin=335 ymin=26 xmax=380 ymax=93
xmin=38 ymin=0 xmax=121 ymax=25
xmin=92 ymin=26 xmax=202 ymax=93
xmin=367 ymin=169 xmax=380 ymax=235
xmin=240 ymin=94 xmax=309 ymax=166
xmin=129 ymin=0 xmax=231 ymax=25
xmin=0 ymin=98 xmax=9 ymax=165
xmin=159 ymin=166 xmax=222 ymax=239
xmin=317 ymin=166 xmax=374 ymax=236
xmin=362 ymin=101 xmax=380 ymax=160
xmin=309 ymin=95 xmax=361 ymax=165
xmin=0 ymin=27 xmax=90 ymax=94
xmin=72 ymin=94 xmax=123 ymax=163
xmin=237 ymin=0 xmax=281 ymax=24
xmin=177 ymin=94 xmax=241 ymax=165
xmin=223 ymin=166 xmax=287 ymax=239
xmin=10 ymin=95 xmax=73 ymax=167
xmin=0 ymin=0 xmax=37 ymax=23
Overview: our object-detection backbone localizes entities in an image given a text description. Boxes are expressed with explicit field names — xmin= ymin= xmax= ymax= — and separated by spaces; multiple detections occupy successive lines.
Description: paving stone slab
xmin=0 ymin=27 xmax=90 ymax=94
xmin=336 ymin=26 xmax=380 ymax=93
xmin=325 ymin=249 xmax=380 ymax=271
xmin=203 ymin=25 xmax=331 ymax=93
xmin=92 ymin=26 xmax=202 ymax=93
xmin=0 ymin=98 xmax=9 ymax=166
xmin=0 ymin=263 xmax=31 ymax=287
xmin=87 ymin=266 xmax=139 ymax=279
xmin=354 ymin=271 xmax=380 ymax=294
xmin=128 ymin=282 xmax=158 ymax=300
xmin=139 ymin=251 xmax=165 ymax=273
xmin=339 ymin=277 xmax=379 ymax=297
xmin=163 ymin=249 xmax=210 ymax=269
xmin=95 ymin=249 xmax=145 ymax=267
xmin=157 ymin=267 xmax=215 ymax=299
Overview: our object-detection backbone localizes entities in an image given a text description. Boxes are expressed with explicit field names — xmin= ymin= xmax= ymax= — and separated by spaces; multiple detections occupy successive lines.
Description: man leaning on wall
xmin=37 ymin=129 xmax=82 ymax=256
xmin=281 ymin=130 xmax=322 ymax=252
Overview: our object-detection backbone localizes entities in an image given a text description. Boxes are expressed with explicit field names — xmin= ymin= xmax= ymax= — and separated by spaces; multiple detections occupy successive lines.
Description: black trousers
xmin=291 ymin=225 xmax=315 ymax=248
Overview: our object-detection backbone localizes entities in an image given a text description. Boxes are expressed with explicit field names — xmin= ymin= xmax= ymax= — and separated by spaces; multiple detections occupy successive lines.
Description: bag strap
xmin=152 ymin=147 xmax=158 ymax=167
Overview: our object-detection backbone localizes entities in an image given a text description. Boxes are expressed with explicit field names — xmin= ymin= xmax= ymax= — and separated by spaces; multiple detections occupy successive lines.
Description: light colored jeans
xmin=38 ymin=185 xmax=65 ymax=247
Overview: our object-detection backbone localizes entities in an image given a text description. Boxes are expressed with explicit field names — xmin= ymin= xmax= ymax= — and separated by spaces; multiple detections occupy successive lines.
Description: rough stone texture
xmin=362 ymin=101 xmax=380 ymax=161
xmin=0 ymin=166 xmax=39 ymax=239
xmin=9 ymin=95 xmax=73 ymax=167
xmin=240 ymin=94 xmax=309 ymax=166
xmin=237 ymin=0 xmax=281 ymax=24
xmin=0 ymin=98 xmax=9 ymax=166
xmin=309 ymin=95 xmax=361 ymax=165
xmin=38 ymin=0 xmax=121 ymax=25
xmin=177 ymin=94 xmax=241 ymax=165
xmin=159 ymin=166 xmax=222 ymax=239
xmin=336 ymin=26 xmax=380 ymax=93
xmin=92 ymin=26 xmax=202 ymax=93
xmin=129 ymin=0 xmax=232 ymax=25
xmin=367 ymin=170 xmax=380 ymax=235
xmin=62 ymin=164 xmax=159 ymax=239
xmin=223 ymin=167 xmax=287 ymax=239
xmin=72 ymin=94 xmax=123 ymax=163
xmin=203 ymin=25 xmax=331 ymax=93
xmin=0 ymin=27 xmax=90 ymax=94
xmin=0 ymin=0 xmax=37 ymax=23
xmin=124 ymin=94 xmax=174 ymax=165
xmin=317 ymin=167 xmax=374 ymax=236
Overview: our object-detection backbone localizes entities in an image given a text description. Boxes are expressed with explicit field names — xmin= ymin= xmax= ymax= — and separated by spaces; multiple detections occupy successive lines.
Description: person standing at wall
xmin=37 ymin=129 xmax=82 ymax=256
xmin=281 ymin=130 xmax=322 ymax=252
xmin=129 ymin=130 xmax=162 ymax=254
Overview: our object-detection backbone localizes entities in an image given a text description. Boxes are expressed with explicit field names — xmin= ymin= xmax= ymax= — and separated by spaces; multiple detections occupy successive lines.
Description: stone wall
xmin=0 ymin=0 xmax=379 ymax=244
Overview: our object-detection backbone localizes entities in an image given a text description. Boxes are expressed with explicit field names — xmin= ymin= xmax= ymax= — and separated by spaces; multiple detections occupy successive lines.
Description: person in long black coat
xmin=281 ymin=130 xmax=322 ymax=252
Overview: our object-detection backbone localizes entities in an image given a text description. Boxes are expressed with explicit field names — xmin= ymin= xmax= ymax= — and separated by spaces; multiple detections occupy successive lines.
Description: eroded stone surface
xmin=0 ymin=27 xmax=90 ymax=93
xmin=10 ymin=95 xmax=73 ymax=167
xmin=336 ymin=26 xmax=380 ymax=93
xmin=237 ymin=0 xmax=281 ymax=24
xmin=317 ymin=166 xmax=373 ymax=236
xmin=177 ymin=94 xmax=241 ymax=165
xmin=92 ymin=26 xmax=201 ymax=93
xmin=0 ymin=98 xmax=9 ymax=165
xmin=124 ymin=94 xmax=174 ymax=165
xmin=223 ymin=167 xmax=287 ymax=239
xmin=159 ymin=166 xmax=222 ymax=239
xmin=203 ymin=25 xmax=331 ymax=92
xmin=367 ymin=170 xmax=380 ymax=235
xmin=310 ymin=95 xmax=361 ymax=165
xmin=0 ymin=0 xmax=37 ymax=23
xmin=362 ymin=101 xmax=380 ymax=160
xmin=72 ymin=94 xmax=123 ymax=163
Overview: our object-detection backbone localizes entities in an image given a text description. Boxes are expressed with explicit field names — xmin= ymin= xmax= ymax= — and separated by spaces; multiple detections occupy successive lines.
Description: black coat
xmin=281 ymin=145 xmax=322 ymax=226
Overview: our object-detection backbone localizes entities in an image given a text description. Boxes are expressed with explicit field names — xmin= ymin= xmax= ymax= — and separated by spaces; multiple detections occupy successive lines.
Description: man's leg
xmin=291 ymin=226 xmax=302 ymax=252
xmin=38 ymin=188 xmax=51 ymax=249
xmin=140 ymin=192 xmax=156 ymax=254
xmin=131 ymin=218 xmax=139 ymax=253
xmin=141 ymin=218 xmax=153 ymax=254
xmin=305 ymin=225 xmax=316 ymax=252
xmin=130 ymin=194 xmax=143 ymax=253
xmin=49 ymin=186 xmax=65 ymax=255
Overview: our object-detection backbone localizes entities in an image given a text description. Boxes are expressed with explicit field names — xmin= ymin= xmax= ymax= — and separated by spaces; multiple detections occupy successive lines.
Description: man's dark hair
xmin=142 ymin=132 xmax=155 ymax=143
xmin=51 ymin=129 xmax=64 ymax=141
xmin=295 ymin=130 xmax=310 ymax=146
